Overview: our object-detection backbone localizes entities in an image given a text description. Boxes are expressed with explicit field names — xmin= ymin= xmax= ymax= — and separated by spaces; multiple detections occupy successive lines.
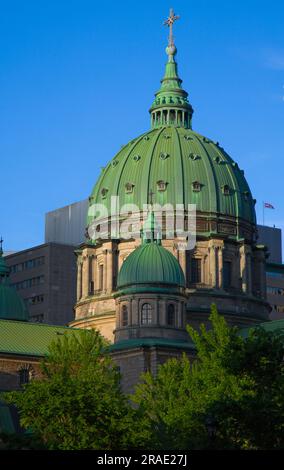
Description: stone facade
xmin=115 ymin=292 xmax=187 ymax=342
xmin=111 ymin=345 xmax=195 ymax=394
xmin=0 ymin=355 xmax=42 ymax=392
xmin=71 ymin=236 xmax=270 ymax=340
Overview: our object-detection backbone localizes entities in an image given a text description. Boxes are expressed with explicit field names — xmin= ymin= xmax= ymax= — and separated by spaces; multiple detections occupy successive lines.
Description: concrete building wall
xmin=266 ymin=263 xmax=284 ymax=321
xmin=257 ymin=225 xmax=282 ymax=264
xmin=45 ymin=199 xmax=88 ymax=247
xmin=5 ymin=243 xmax=77 ymax=325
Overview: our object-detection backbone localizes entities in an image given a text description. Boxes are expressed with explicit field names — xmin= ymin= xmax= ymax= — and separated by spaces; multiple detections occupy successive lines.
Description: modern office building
xmin=257 ymin=225 xmax=282 ymax=264
xmin=256 ymin=225 xmax=283 ymax=320
xmin=266 ymin=263 xmax=284 ymax=321
xmin=45 ymin=199 xmax=88 ymax=247
xmin=5 ymin=243 xmax=77 ymax=325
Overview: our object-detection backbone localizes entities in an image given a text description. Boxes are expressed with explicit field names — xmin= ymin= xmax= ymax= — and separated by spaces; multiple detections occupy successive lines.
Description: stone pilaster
xmin=76 ymin=260 xmax=82 ymax=301
xmin=131 ymin=298 xmax=139 ymax=325
xmin=208 ymin=242 xmax=217 ymax=287
xmin=82 ymin=255 xmax=89 ymax=299
xmin=106 ymin=249 xmax=113 ymax=293
xmin=239 ymin=244 xmax=252 ymax=295
xmin=103 ymin=249 xmax=107 ymax=292
xmin=217 ymin=246 xmax=224 ymax=289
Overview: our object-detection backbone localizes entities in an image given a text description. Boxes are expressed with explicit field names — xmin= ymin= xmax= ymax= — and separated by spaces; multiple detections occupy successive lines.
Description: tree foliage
xmin=4 ymin=329 xmax=135 ymax=450
xmin=3 ymin=307 xmax=284 ymax=450
xmin=132 ymin=305 xmax=284 ymax=449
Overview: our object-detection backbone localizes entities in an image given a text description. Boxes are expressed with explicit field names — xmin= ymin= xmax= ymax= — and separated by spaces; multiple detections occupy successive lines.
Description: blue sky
xmin=0 ymin=0 xmax=283 ymax=252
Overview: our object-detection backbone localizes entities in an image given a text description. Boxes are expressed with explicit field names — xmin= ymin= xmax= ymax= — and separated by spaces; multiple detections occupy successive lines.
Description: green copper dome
xmin=117 ymin=240 xmax=185 ymax=295
xmin=88 ymin=127 xmax=256 ymax=227
xmin=117 ymin=211 xmax=185 ymax=294
xmin=0 ymin=248 xmax=29 ymax=322
xmin=87 ymin=21 xmax=256 ymax=238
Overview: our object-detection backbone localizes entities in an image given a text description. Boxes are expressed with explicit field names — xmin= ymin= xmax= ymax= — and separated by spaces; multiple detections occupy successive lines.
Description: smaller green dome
xmin=0 ymin=247 xmax=29 ymax=322
xmin=117 ymin=215 xmax=185 ymax=294
xmin=0 ymin=283 xmax=29 ymax=322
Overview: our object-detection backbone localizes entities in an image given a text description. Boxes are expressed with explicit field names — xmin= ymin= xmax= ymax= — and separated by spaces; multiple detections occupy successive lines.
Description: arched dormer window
xmin=122 ymin=305 xmax=128 ymax=327
xmin=167 ymin=304 xmax=175 ymax=326
xmin=141 ymin=303 xmax=152 ymax=325
xmin=192 ymin=181 xmax=201 ymax=192
xmin=101 ymin=188 xmax=108 ymax=199
xmin=222 ymin=184 xmax=230 ymax=196
xmin=157 ymin=180 xmax=167 ymax=192
xmin=125 ymin=182 xmax=135 ymax=194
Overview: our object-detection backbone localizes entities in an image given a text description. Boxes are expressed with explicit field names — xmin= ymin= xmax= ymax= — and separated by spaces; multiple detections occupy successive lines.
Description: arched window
xmin=191 ymin=258 xmax=202 ymax=284
xmin=122 ymin=305 xmax=128 ymax=327
xmin=167 ymin=304 xmax=175 ymax=326
xmin=141 ymin=303 xmax=152 ymax=325
xmin=18 ymin=367 xmax=32 ymax=386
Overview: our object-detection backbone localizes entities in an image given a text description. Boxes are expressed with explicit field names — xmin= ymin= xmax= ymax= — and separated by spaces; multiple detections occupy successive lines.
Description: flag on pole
xmin=264 ymin=202 xmax=275 ymax=209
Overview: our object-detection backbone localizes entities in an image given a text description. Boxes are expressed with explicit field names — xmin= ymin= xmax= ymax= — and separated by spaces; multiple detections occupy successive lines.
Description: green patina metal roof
xmin=258 ymin=319 xmax=284 ymax=333
xmin=117 ymin=215 xmax=185 ymax=294
xmin=87 ymin=33 xmax=256 ymax=233
xmin=108 ymin=337 xmax=194 ymax=352
xmin=149 ymin=41 xmax=194 ymax=129
xmin=88 ymin=126 xmax=255 ymax=228
xmin=0 ymin=319 xmax=78 ymax=357
xmin=241 ymin=319 xmax=284 ymax=338
xmin=0 ymin=249 xmax=29 ymax=322
xmin=0 ymin=284 xmax=29 ymax=322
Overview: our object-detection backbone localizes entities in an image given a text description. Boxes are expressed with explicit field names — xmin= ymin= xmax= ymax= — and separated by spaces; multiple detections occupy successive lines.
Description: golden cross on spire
xmin=163 ymin=8 xmax=180 ymax=47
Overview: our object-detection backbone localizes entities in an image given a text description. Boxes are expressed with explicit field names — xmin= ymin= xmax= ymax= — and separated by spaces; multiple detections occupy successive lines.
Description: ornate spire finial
xmin=163 ymin=8 xmax=180 ymax=48
xmin=149 ymin=10 xmax=193 ymax=130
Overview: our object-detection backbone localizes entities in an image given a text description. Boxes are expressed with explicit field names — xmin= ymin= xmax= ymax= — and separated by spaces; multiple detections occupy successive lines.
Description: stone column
xmin=208 ymin=243 xmax=217 ymax=288
xmin=82 ymin=255 xmax=89 ymax=298
xmin=92 ymin=255 xmax=97 ymax=292
xmin=240 ymin=245 xmax=247 ymax=293
xmin=116 ymin=301 xmax=120 ymax=329
xmin=218 ymin=247 xmax=223 ymax=289
xmin=176 ymin=240 xmax=186 ymax=277
xmin=88 ymin=255 xmax=93 ymax=294
xmin=239 ymin=245 xmax=252 ymax=294
xmin=131 ymin=298 xmax=139 ymax=325
xmin=106 ymin=249 xmax=113 ymax=293
xmin=103 ymin=249 xmax=107 ymax=292
xmin=203 ymin=255 xmax=209 ymax=285
xmin=76 ymin=260 xmax=82 ymax=301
